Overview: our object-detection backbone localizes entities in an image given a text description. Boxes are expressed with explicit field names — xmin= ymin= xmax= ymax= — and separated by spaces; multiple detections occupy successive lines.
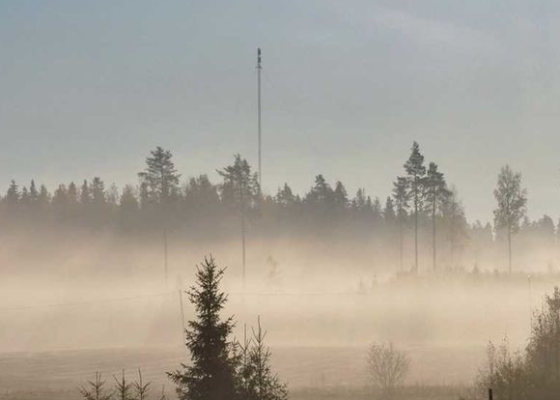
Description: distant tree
xmin=402 ymin=141 xmax=426 ymax=274
xmin=218 ymin=154 xmax=260 ymax=211
xmin=424 ymin=162 xmax=450 ymax=272
xmin=372 ymin=197 xmax=383 ymax=227
xmin=333 ymin=181 xmax=349 ymax=210
xmin=138 ymin=147 xmax=181 ymax=206
xmin=20 ymin=186 xmax=30 ymax=206
xmin=119 ymin=185 xmax=139 ymax=230
xmin=139 ymin=181 xmax=150 ymax=210
xmin=5 ymin=180 xmax=20 ymax=206
xmin=107 ymin=184 xmax=120 ymax=209
xmin=275 ymin=183 xmax=297 ymax=208
xmin=304 ymin=175 xmax=334 ymax=223
xmin=440 ymin=188 xmax=468 ymax=268
xmin=184 ymin=175 xmax=221 ymax=219
xmin=68 ymin=182 xmax=79 ymax=205
xmin=383 ymin=197 xmax=396 ymax=226
xmin=38 ymin=184 xmax=51 ymax=208
xmin=240 ymin=317 xmax=288 ymax=400
xmin=52 ymin=184 xmax=68 ymax=217
xmin=493 ymin=165 xmax=527 ymax=273
xmin=351 ymin=189 xmax=374 ymax=223
xmin=392 ymin=177 xmax=410 ymax=272
xmin=168 ymin=257 xmax=238 ymax=400
xmin=366 ymin=342 xmax=410 ymax=399
xmin=80 ymin=180 xmax=91 ymax=205
xmin=91 ymin=177 xmax=107 ymax=205
xmin=29 ymin=180 xmax=39 ymax=206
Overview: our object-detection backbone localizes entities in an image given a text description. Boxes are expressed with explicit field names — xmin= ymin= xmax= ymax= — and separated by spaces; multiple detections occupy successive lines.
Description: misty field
xmin=2 ymin=270 xmax=556 ymax=400
xmin=0 ymin=345 xmax=474 ymax=400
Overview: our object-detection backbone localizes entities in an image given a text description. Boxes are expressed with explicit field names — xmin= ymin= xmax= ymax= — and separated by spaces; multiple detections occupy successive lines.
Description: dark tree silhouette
xmin=493 ymin=165 xmax=527 ymax=273
xmin=168 ymin=257 xmax=238 ymax=400
xmin=424 ymin=162 xmax=449 ymax=272
xmin=240 ymin=317 xmax=288 ymax=400
xmin=403 ymin=141 xmax=426 ymax=274
xmin=139 ymin=147 xmax=181 ymax=206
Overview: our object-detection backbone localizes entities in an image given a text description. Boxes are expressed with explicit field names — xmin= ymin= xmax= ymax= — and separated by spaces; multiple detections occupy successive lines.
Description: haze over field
xmin=3 ymin=2 xmax=560 ymax=400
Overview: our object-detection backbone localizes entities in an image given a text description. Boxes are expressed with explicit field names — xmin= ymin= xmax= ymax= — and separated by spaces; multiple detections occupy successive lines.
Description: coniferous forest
xmin=2 ymin=143 xmax=557 ymax=274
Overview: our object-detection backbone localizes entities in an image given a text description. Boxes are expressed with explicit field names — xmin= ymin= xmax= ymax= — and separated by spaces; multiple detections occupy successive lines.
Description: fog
xmin=1 ymin=227 xmax=556 ymax=354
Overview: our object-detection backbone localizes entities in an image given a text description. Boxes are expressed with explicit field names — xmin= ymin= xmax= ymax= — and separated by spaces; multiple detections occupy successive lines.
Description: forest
xmin=1 ymin=142 xmax=555 ymax=275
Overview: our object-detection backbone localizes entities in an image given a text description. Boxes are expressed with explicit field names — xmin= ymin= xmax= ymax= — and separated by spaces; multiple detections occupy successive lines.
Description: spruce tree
xmin=29 ymin=180 xmax=39 ymax=206
xmin=5 ymin=180 xmax=20 ymax=206
xmin=169 ymin=257 xmax=238 ymax=400
xmin=241 ymin=318 xmax=288 ymax=400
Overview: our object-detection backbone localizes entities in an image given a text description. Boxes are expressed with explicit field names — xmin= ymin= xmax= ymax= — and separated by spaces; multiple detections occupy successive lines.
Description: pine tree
xmin=424 ymin=162 xmax=450 ymax=272
xmin=403 ymin=141 xmax=426 ymax=274
xmin=493 ymin=165 xmax=527 ymax=273
xmin=218 ymin=154 xmax=260 ymax=211
xmin=168 ymin=257 xmax=238 ymax=400
xmin=138 ymin=147 xmax=181 ymax=206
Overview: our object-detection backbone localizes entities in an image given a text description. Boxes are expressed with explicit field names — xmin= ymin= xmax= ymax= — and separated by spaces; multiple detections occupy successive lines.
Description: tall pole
xmin=257 ymin=48 xmax=262 ymax=191
xmin=163 ymin=227 xmax=169 ymax=288
xmin=240 ymin=178 xmax=246 ymax=290
xmin=178 ymin=289 xmax=186 ymax=345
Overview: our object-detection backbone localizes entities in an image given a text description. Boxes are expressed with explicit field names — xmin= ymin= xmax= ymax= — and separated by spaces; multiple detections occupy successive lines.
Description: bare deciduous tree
xmin=366 ymin=342 xmax=410 ymax=398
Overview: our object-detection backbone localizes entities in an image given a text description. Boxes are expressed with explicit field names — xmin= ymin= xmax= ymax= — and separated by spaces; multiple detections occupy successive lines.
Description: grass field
xmin=0 ymin=345 xmax=479 ymax=400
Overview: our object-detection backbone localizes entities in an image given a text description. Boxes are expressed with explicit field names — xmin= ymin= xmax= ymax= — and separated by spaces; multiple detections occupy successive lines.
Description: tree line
xmin=1 ymin=143 xmax=556 ymax=273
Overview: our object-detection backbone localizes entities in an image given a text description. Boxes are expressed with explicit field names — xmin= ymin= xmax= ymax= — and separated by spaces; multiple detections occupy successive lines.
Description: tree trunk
xmin=399 ymin=220 xmax=403 ymax=273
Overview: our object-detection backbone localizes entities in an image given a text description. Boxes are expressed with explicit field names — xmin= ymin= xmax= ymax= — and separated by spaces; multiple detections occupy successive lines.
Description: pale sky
xmin=1 ymin=1 xmax=560 ymax=223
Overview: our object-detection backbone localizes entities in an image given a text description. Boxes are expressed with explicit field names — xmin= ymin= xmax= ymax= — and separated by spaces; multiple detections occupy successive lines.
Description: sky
xmin=1 ymin=0 xmax=560 ymax=223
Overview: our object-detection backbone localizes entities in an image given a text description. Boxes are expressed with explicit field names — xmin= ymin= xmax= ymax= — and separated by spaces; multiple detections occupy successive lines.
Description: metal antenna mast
xmin=257 ymin=48 xmax=262 ymax=190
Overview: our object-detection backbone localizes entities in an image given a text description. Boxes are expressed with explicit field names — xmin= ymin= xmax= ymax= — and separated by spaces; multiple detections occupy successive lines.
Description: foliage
xmin=366 ymin=342 xmax=410 ymax=398
xmin=168 ymin=256 xmax=239 ymax=400
xmin=475 ymin=287 xmax=560 ymax=400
